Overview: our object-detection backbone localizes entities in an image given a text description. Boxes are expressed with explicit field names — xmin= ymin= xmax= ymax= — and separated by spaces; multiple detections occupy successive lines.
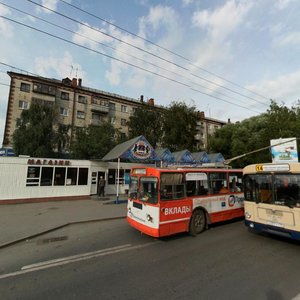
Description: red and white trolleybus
xmin=127 ymin=166 xmax=244 ymax=237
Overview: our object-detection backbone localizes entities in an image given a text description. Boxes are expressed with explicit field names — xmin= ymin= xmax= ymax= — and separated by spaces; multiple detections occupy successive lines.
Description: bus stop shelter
xmin=102 ymin=135 xmax=159 ymax=201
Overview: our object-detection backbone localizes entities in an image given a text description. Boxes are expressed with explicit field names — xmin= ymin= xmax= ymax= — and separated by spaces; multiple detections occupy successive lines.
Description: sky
xmin=1 ymin=0 xmax=300 ymax=147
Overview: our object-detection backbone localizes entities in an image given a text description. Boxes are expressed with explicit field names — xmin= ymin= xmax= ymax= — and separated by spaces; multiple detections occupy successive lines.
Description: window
xmin=41 ymin=167 xmax=54 ymax=186
xmin=110 ymin=117 xmax=115 ymax=124
xmin=129 ymin=176 xmax=138 ymax=199
xmin=209 ymin=172 xmax=228 ymax=194
xmin=26 ymin=167 xmax=40 ymax=186
xmin=78 ymin=168 xmax=88 ymax=185
xmin=19 ymin=100 xmax=29 ymax=110
xmin=60 ymin=107 xmax=68 ymax=116
xmin=160 ymin=173 xmax=185 ymax=200
xmin=229 ymin=173 xmax=243 ymax=192
xmin=108 ymin=169 xmax=116 ymax=185
xmin=61 ymin=92 xmax=69 ymax=100
xmin=20 ymin=82 xmax=30 ymax=92
xmin=109 ymin=102 xmax=116 ymax=111
xmin=67 ymin=168 xmax=78 ymax=185
xmin=274 ymin=174 xmax=300 ymax=207
xmin=139 ymin=177 xmax=158 ymax=204
xmin=32 ymin=97 xmax=54 ymax=106
xmin=77 ymin=111 xmax=85 ymax=119
xmin=92 ymin=113 xmax=102 ymax=120
xmin=186 ymin=172 xmax=208 ymax=196
xmin=78 ymin=95 xmax=87 ymax=104
xmin=121 ymin=118 xmax=126 ymax=126
xmin=54 ymin=167 xmax=66 ymax=186
xmin=33 ymin=82 xmax=56 ymax=95
xmin=121 ymin=105 xmax=127 ymax=112
xmin=26 ymin=166 xmax=88 ymax=187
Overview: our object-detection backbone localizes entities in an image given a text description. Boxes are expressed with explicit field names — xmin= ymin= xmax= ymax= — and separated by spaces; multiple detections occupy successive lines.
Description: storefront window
xmin=67 ymin=168 xmax=78 ymax=185
xmin=41 ymin=167 xmax=53 ymax=186
xmin=26 ymin=167 xmax=40 ymax=186
xmin=108 ymin=169 xmax=116 ymax=185
xmin=78 ymin=168 xmax=88 ymax=185
xmin=54 ymin=167 xmax=66 ymax=186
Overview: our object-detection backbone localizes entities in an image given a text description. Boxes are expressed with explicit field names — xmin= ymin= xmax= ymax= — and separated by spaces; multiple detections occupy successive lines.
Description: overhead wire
xmin=25 ymin=0 xmax=268 ymax=107
xmin=0 ymin=1 xmax=263 ymax=109
xmin=0 ymin=15 xmax=262 ymax=114
xmin=58 ymin=0 xmax=269 ymax=101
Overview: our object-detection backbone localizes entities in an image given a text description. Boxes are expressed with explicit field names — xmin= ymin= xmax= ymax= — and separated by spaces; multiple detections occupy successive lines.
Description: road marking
xmin=0 ymin=242 xmax=156 ymax=280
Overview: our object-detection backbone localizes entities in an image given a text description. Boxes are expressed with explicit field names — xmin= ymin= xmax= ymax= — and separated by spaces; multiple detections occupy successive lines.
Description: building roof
xmin=155 ymin=148 xmax=175 ymax=163
xmin=191 ymin=152 xmax=211 ymax=163
xmin=102 ymin=135 xmax=159 ymax=162
xmin=172 ymin=149 xmax=195 ymax=164
xmin=208 ymin=153 xmax=225 ymax=163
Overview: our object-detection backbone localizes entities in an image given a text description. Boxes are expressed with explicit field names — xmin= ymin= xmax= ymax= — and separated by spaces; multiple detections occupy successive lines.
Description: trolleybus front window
xmin=274 ymin=174 xmax=300 ymax=207
xmin=129 ymin=176 xmax=138 ymax=199
xmin=139 ymin=177 xmax=158 ymax=204
xmin=244 ymin=174 xmax=272 ymax=203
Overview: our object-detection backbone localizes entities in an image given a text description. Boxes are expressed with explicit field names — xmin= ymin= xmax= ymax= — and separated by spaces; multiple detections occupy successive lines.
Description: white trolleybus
xmin=127 ymin=167 xmax=244 ymax=237
xmin=243 ymin=163 xmax=300 ymax=240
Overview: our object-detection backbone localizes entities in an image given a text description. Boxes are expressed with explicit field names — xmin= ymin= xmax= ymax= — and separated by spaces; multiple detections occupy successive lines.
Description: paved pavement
xmin=0 ymin=195 xmax=128 ymax=249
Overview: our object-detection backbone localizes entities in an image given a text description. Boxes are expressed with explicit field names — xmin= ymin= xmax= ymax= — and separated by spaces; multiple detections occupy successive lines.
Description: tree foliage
xmin=209 ymin=100 xmax=300 ymax=167
xmin=13 ymin=103 xmax=57 ymax=157
xmin=162 ymin=101 xmax=199 ymax=152
xmin=70 ymin=123 xmax=117 ymax=159
xmin=127 ymin=107 xmax=163 ymax=148
xmin=127 ymin=101 xmax=199 ymax=151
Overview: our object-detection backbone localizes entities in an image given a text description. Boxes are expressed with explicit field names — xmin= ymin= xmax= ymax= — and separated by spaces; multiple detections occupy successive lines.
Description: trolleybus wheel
xmin=189 ymin=210 xmax=206 ymax=236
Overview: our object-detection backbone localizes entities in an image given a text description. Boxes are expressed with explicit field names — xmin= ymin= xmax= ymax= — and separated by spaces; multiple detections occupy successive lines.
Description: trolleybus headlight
xmin=245 ymin=212 xmax=252 ymax=219
xmin=146 ymin=214 xmax=153 ymax=222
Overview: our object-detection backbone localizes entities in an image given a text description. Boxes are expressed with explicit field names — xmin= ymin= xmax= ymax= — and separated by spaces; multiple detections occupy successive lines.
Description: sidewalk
xmin=0 ymin=195 xmax=128 ymax=249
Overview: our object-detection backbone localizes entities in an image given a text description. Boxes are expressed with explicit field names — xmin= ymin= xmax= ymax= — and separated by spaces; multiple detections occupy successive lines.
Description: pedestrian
xmin=98 ymin=176 xmax=105 ymax=197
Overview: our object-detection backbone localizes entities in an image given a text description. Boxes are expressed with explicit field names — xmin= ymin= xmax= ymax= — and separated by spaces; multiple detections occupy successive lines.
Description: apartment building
xmin=195 ymin=111 xmax=228 ymax=151
xmin=2 ymin=71 xmax=227 ymax=152
xmin=2 ymin=71 xmax=160 ymax=149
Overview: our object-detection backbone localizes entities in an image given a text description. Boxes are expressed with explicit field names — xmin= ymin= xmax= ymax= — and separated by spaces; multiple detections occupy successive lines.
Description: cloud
xmin=274 ymin=31 xmax=300 ymax=47
xmin=181 ymin=0 xmax=194 ymax=6
xmin=139 ymin=5 xmax=182 ymax=48
xmin=192 ymin=0 xmax=253 ymax=42
xmin=0 ymin=4 xmax=13 ymax=38
xmin=103 ymin=5 xmax=183 ymax=89
xmin=246 ymin=69 xmax=300 ymax=105
xmin=34 ymin=51 xmax=86 ymax=80
xmin=72 ymin=23 xmax=113 ymax=51
xmin=275 ymin=0 xmax=296 ymax=10
xmin=105 ymin=61 xmax=124 ymax=86
xmin=36 ymin=0 xmax=59 ymax=14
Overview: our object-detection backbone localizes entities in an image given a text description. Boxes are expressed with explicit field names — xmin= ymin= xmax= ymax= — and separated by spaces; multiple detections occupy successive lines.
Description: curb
xmin=0 ymin=216 xmax=126 ymax=250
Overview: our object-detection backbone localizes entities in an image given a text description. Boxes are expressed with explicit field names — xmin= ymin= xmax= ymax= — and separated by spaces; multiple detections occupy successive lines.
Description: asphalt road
xmin=1 ymin=218 xmax=300 ymax=300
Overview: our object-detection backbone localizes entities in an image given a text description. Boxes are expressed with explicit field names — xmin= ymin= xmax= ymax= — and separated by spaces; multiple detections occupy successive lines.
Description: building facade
xmin=195 ymin=111 xmax=228 ymax=151
xmin=2 ymin=71 xmax=227 ymax=152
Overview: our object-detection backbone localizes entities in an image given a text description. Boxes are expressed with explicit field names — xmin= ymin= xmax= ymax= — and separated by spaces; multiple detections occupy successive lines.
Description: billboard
xmin=0 ymin=148 xmax=15 ymax=157
xmin=270 ymin=138 xmax=298 ymax=163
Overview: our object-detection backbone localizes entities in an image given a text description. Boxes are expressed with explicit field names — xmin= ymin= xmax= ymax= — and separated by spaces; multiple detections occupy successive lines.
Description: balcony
xmin=90 ymin=104 xmax=109 ymax=113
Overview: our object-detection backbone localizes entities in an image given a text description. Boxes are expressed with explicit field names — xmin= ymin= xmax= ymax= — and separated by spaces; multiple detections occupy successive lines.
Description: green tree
xmin=209 ymin=100 xmax=300 ymax=167
xmin=162 ymin=101 xmax=199 ymax=152
xmin=53 ymin=124 xmax=71 ymax=157
xmin=13 ymin=102 xmax=57 ymax=157
xmin=70 ymin=123 xmax=117 ymax=159
xmin=127 ymin=107 xmax=163 ymax=147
